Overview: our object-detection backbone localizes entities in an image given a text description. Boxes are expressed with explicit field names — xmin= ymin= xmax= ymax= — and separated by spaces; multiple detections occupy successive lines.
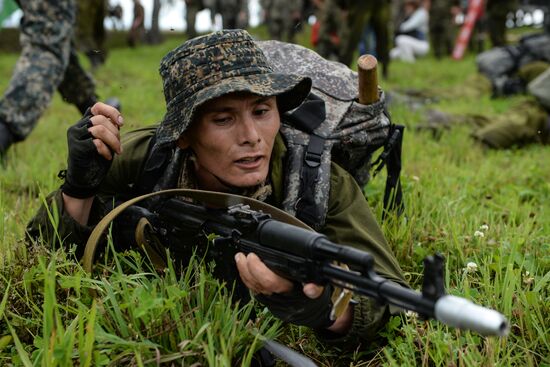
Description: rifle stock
xmin=116 ymin=196 xmax=509 ymax=337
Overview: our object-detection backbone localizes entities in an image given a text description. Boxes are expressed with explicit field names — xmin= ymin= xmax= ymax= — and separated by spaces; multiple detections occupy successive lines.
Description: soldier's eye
xmin=213 ymin=116 xmax=231 ymax=125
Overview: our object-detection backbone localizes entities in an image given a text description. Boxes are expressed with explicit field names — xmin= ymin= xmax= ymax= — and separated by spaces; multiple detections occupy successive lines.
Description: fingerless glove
xmin=61 ymin=109 xmax=112 ymax=198
xmin=255 ymin=283 xmax=335 ymax=330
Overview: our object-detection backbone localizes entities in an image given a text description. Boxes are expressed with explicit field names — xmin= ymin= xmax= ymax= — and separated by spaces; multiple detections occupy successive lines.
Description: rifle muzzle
xmin=434 ymin=295 xmax=510 ymax=336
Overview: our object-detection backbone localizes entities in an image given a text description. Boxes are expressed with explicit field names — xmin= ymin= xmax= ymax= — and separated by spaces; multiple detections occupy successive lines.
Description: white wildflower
xmin=411 ymin=176 xmax=420 ymax=182
xmin=474 ymin=230 xmax=485 ymax=238
xmin=466 ymin=262 xmax=478 ymax=273
xmin=523 ymin=271 xmax=534 ymax=286
xmin=479 ymin=224 xmax=489 ymax=231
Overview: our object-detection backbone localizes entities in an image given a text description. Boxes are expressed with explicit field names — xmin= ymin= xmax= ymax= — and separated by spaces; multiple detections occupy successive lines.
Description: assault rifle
xmin=83 ymin=189 xmax=509 ymax=338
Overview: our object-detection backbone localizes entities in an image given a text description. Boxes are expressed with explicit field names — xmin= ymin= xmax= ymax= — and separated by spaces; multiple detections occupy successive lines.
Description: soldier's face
xmin=178 ymin=92 xmax=280 ymax=191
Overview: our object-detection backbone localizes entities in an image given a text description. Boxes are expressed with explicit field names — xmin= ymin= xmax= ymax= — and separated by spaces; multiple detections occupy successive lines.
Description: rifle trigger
xmin=230 ymin=229 xmax=242 ymax=243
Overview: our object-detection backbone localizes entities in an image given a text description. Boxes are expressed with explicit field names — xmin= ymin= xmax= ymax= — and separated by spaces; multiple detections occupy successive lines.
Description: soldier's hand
xmin=235 ymin=252 xmax=325 ymax=297
xmin=235 ymin=252 xmax=294 ymax=295
xmin=88 ymin=102 xmax=124 ymax=160
xmin=61 ymin=102 xmax=124 ymax=199
xmin=235 ymin=252 xmax=335 ymax=329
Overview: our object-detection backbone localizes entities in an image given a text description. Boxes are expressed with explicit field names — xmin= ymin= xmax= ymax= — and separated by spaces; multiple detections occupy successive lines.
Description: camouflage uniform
xmin=76 ymin=0 xmax=107 ymax=68
xmin=429 ymin=0 xmax=458 ymax=58
xmin=261 ymin=0 xmax=303 ymax=43
xmin=0 ymin=0 xmax=97 ymax=144
xmin=185 ymin=0 xmax=203 ymax=39
xmin=218 ymin=0 xmax=248 ymax=29
xmin=28 ymin=30 xmax=406 ymax=346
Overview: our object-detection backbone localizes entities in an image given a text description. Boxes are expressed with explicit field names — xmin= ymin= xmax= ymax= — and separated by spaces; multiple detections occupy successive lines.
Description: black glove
xmin=255 ymin=283 xmax=335 ymax=330
xmin=60 ymin=109 xmax=112 ymax=199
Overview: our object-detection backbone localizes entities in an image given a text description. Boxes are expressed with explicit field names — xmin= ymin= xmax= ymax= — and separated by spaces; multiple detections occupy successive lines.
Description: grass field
xmin=0 ymin=27 xmax=549 ymax=366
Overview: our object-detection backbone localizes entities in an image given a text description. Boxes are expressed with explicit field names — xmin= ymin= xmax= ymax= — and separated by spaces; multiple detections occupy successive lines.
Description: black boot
xmin=0 ymin=121 xmax=14 ymax=159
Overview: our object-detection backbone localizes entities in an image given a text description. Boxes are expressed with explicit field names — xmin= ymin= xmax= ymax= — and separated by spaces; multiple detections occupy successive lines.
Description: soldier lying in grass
xmin=27 ymin=29 xmax=407 ymax=346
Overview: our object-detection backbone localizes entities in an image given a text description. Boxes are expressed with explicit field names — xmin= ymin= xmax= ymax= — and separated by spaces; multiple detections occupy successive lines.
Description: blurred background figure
xmin=0 ymin=0 xmax=98 ymax=158
xmin=202 ymin=0 xmax=219 ymax=30
xmin=390 ymin=0 xmax=429 ymax=62
xmin=184 ymin=0 xmax=203 ymax=39
xmin=314 ymin=0 xmax=345 ymax=61
xmin=466 ymin=0 xmax=488 ymax=53
xmin=76 ymin=0 xmax=108 ymax=70
xmin=486 ymin=0 xmax=517 ymax=47
xmin=314 ymin=0 xmax=392 ymax=77
xmin=427 ymin=0 xmax=460 ymax=59
xmin=342 ymin=1 xmax=392 ymax=78
xmin=261 ymin=0 xmax=303 ymax=43
xmin=106 ymin=3 xmax=124 ymax=30
xmin=237 ymin=0 xmax=249 ymax=28
xmin=128 ymin=0 xmax=145 ymax=47
xmin=218 ymin=0 xmax=248 ymax=29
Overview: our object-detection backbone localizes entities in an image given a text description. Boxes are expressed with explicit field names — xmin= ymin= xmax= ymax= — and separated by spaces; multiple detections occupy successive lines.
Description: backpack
xmin=134 ymin=41 xmax=404 ymax=231
xmin=258 ymin=40 xmax=403 ymax=229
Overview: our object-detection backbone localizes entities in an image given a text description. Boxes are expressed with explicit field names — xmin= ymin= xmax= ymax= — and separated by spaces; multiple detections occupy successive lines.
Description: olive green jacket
xmin=27 ymin=125 xmax=406 ymax=345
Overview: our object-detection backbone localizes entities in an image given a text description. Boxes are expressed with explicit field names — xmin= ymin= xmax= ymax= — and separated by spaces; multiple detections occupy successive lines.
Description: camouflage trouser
xmin=339 ymin=1 xmax=391 ymax=68
xmin=0 ymin=0 xmax=97 ymax=141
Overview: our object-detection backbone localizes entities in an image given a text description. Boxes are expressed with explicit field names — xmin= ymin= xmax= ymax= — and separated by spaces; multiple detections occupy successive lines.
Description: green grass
xmin=1 ymin=27 xmax=549 ymax=366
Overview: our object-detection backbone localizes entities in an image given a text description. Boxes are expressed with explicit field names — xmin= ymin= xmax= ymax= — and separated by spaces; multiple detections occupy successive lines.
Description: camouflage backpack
xmin=134 ymin=41 xmax=404 ymax=231
xmin=258 ymin=41 xmax=404 ymax=230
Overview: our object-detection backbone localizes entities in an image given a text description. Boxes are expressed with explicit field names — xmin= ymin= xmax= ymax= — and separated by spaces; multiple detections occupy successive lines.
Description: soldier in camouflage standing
xmin=218 ymin=0 xmax=248 ymax=29
xmin=184 ymin=0 xmax=204 ymax=39
xmin=0 ymin=0 xmax=98 ymax=159
xmin=261 ymin=0 xmax=303 ymax=43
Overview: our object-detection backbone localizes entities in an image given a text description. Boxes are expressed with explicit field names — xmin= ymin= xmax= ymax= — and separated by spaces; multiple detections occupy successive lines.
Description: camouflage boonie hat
xmin=155 ymin=29 xmax=312 ymax=150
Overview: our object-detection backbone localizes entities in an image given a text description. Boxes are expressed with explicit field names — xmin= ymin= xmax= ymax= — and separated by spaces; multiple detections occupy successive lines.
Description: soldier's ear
xmin=177 ymin=134 xmax=190 ymax=149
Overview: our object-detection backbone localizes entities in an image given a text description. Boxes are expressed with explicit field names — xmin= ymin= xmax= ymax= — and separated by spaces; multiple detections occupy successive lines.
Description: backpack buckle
xmin=304 ymin=151 xmax=322 ymax=167
xmin=304 ymin=134 xmax=325 ymax=168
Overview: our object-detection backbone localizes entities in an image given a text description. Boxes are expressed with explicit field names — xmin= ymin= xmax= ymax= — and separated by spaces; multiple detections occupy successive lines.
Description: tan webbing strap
xmin=82 ymin=189 xmax=313 ymax=274
xmin=135 ymin=217 xmax=168 ymax=271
